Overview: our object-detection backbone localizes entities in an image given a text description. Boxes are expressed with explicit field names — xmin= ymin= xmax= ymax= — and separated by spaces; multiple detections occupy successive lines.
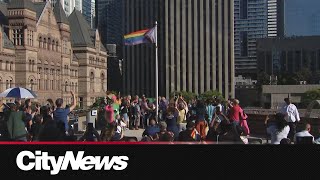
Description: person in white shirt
xmin=265 ymin=113 xmax=290 ymax=144
xmin=280 ymin=98 xmax=300 ymax=141
xmin=294 ymin=123 xmax=314 ymax=144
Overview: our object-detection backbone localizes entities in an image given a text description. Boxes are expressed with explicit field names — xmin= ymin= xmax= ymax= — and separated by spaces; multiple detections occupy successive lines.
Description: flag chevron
xmin=124 ymin=27 xmax=156 ymax=46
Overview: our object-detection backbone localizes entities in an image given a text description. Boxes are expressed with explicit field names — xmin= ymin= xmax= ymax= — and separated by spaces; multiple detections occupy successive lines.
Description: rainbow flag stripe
xmin=124 ymin=29 xmax=150 ymax=46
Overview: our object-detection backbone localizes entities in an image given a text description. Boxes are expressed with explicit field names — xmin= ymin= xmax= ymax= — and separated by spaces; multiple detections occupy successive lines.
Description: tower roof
xmin=68 ymin=10 xmax=95 ymax=48
xmin=53 ymin=0 xmax=69 ymax=25
xmin=8 ymin=0 xmax=35 ymax=12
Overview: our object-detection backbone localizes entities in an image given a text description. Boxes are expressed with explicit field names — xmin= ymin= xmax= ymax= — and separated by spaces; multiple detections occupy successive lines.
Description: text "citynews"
xmin=16 ymin=151 xmax=129 ymax=175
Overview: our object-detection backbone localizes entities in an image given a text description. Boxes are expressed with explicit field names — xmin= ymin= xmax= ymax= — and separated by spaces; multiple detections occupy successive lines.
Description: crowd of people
xmin=0 ymin=91 xmax=319 ymax=144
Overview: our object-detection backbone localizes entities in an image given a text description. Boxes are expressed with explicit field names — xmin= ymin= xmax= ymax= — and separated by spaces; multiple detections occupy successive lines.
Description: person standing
xmin=228 ymin=99 xmax=242 ymax=141
xmin=53 ymin=91 xmax=77 ymax=134
xmin=265 ymin=113 xmax=290 ymax=144
xmin=280 ymin=98 xmax=300 ymax=141
xmin=7 ymin=104 xmax=27 ymax=141
xmin=206 ymin=98 xmax=215 ymax=125
xmin=176 ymin=95 xmax=188 ymax=132
xmin=195 ymin=100 xmax=208 ymax=140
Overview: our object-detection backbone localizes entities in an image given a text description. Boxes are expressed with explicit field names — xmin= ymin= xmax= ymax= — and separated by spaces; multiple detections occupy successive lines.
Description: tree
xmin=257 ymin=71 xmax=270 ymax=86
xmin=199 ymin=90 xmax=224 ymax=102
xmin=293 ymin=68 xmax=312 ymax=84
xmin=170 ymin=91 xmax=197 ymax=103
xmin=301 ymin=89 xmax=320 ymax=108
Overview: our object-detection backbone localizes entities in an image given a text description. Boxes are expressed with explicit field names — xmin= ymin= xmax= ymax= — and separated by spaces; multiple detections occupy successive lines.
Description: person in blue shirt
xmin=53 ymin=91 xmax=77 ymax=134
xmin=206 ymin=98 xmax=216 ymax=124
xmin=142 ymin=118 xmax=160 ymax=137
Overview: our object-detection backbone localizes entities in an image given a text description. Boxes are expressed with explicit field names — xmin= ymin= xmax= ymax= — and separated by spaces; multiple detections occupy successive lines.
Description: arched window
xmin=47 ymin=38 xmax=51 ymax=50
xmin=65 ymin=81 xmax=68 ymax=92
xmin=30 ymin=79 xmax=34 ymax=91
xmin=90 ymin=72 xmax=94 ymax=92
xmin=56 ymin=41 xmax=59 ymax=52
xmin=101 ymin=73 xmax=105 ymax=92
xmin=39 ymin=36 xmax=42 ymax=48
xmin=5 ymin=61 xmax=8 ymax=70
xmin=71 ymin=82 xmax=74 ymax=91
xmin=52 ymin=40 xmax=55 ymax=51
xmin=75 ymin=83 xmax=77 ymax=92
xmin=9 ymin=79 xmax=12 ymax=88
xmin=43 ymin=38 xmax=47 ymax=49
xmin=9 ymin=61 xmax=12 ymax=71
xmin=6 ymin=80 xmax=9 ymax=89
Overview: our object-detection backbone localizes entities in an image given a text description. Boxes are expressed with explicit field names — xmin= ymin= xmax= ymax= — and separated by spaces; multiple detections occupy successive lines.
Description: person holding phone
xmin=79 ymin=123 xmax=101 ymax=142
xmin=53 ymin=91 xmax=77 ymax=134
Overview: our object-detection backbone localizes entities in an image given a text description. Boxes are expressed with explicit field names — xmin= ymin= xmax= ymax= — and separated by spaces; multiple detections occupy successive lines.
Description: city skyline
xmin=122 ymin=0 xmax=235 ymax=99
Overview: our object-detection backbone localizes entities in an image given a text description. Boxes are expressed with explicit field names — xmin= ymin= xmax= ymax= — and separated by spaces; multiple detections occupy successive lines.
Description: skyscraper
xmin=122 ymin=0 xmax=235 ymax=98
xmin=82 ymin=0 xmax=94 ymax=28
xmin=277 ymin=0 xmax=320 ymax=37
xmin=267 ymin=0 xmax=278 ymax=37
xmin=95 ymin=0 xmax=123 ymax=46
xmin=234 ymin=0 xmax=268 ymax=78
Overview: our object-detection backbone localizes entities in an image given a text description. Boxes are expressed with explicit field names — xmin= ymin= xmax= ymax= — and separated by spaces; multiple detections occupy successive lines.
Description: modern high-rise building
xmin=234 ymin=0 xmax=275 ymax=78
xmin=42 ymin=0 xmax=82 ymax=16
xmin=95 ymin=0 xmax=123 ymax=46
xmin=277 ymin=0 xmax=320 ymax=37
xmin=82 ymin=0 xmax=94 ymax=28
xmin=267 ymin=0 xmax=278 ymax=37
xmin=122 ymin=0 xmax=235 ymax=98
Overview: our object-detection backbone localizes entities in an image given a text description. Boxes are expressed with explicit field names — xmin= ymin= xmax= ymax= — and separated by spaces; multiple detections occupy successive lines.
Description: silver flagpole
xmin=155 ymin=21 xmax=159 ymax=121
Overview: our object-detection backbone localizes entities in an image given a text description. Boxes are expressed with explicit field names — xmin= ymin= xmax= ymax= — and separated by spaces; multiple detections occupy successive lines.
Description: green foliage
xmin=199 ymin=90 xmax=224 ymax=102
xmin=257 ymin=71 xmax=270 ymax=86
xmin=301 ymin=89 xmax=320 ymax=108
xmin=293 ymin=68 xmax=311 ymax=84
xmin=90 ymin=97 xmax=106 ymax=109
xmin=170 ymin=91 xmax=197 ymax=103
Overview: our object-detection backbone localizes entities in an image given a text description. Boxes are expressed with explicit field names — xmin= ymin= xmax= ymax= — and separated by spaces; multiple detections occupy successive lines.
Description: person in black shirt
xmin=178 ymin=121 xmax=201 ymax=141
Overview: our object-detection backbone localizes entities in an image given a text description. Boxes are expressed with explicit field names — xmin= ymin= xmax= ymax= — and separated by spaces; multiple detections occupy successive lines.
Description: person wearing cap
xmin=178 ymin=121 xmax=200 ymax=142
xmin=53 ymin=91 xmax=77 ymax=133
xmin=280 ymin=98 xmax=300 ymax=141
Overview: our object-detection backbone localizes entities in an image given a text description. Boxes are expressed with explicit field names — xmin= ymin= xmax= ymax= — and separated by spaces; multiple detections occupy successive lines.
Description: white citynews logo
xmin=16 ymin=151 xmax=129 ymax=175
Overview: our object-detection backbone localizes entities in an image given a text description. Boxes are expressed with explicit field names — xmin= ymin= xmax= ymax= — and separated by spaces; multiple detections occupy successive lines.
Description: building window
xmin=6 ymin=80 xmax=8 ymax=89
xmin=48 ymin=38 xmax=51 ymax=50
xmin=9 ymin=62 xmax=12 ymax=71
xmin=30 ymin=79 xmax=34 ymax=91
xmin=9 ymin=80 xmax=12 ymax=88
xmin=65 ymin=81 xmax=68 ymax=92
xmin=52 ymin=40 xmax=55 ymax=51
xmin=101 ymin=73 xmax=105 ymax=92
xmin=31 ymin=31 xmax=33 ymax=46
xmin=71 ymin=82 xmax=74 ymax=92
xmin=0 ymin=60 xmax=2 ymax=70
xmin=75 ymin=83 xmax=77 ymax=92
xmin=90 ymin=72 xmax=94 ymax=92
xmin=12 ymin=29 xmax=23 ymax=46
xmin=43 ymin=38 xmax=47 ymax=49
xmin=39 ymin=36 xmax=42 ymax=48
xmin=5 ymin=61 xmax=8 ymax=70
xmin=56 ymin=41 xmax=59 ymax=52
xmin=38 ymin=79 xmax=41 ymax=90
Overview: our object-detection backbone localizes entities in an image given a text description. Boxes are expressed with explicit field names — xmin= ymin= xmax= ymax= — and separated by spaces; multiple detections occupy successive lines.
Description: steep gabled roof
xmin=8 ymin=0 xmax=35 ymax=12
xmin=34 ymin=2 xmax=46 ymax=20
xmin=68 ymin=10 xmax=95 ymax=48
xmin=2 ymin=28 xmax=14 ymax=49
xmin=53 ymin=0 xmax=69 ymax=25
